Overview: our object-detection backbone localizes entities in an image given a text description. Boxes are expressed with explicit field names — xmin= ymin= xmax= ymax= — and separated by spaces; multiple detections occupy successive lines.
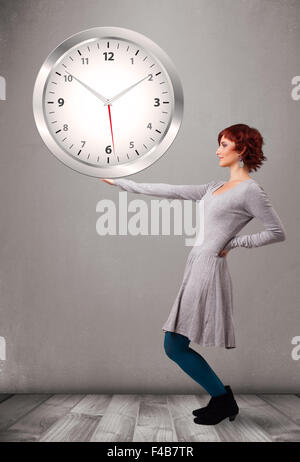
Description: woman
xmin=102 ymin=123 xmax=286 ymax=425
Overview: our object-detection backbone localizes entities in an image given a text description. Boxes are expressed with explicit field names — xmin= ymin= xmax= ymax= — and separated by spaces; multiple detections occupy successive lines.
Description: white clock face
xmin=33 ymin=27 xmax=184 ymax=178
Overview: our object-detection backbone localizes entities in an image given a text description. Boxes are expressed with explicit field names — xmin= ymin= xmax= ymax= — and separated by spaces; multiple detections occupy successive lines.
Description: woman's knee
xmin=164 ymin=331 xmax=188 ymax=360
xmin=164 ymin=332 xmax=175 ymax=358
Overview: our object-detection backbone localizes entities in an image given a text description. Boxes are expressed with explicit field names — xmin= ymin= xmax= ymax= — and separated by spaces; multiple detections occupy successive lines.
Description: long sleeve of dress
xmin=113 ymin=178 xmax=215 ymax=201
xmin=224 ymin=182 xmax=286 ymax=250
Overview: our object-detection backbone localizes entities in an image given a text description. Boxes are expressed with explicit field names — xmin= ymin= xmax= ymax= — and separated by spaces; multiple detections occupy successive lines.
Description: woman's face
xmin=216 ymin=135 xmax=241 ymax=168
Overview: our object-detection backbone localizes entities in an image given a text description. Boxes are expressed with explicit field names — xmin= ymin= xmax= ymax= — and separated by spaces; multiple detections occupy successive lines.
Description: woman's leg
xmin=164 ymin=331 xmax=227 ymax=397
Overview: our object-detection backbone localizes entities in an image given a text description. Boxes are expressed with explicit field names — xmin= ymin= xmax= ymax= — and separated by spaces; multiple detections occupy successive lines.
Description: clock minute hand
xmin=106 ymin=74 xmax=150 ymax=105
xmin=65 ymin=70 xmax=109 ymax=105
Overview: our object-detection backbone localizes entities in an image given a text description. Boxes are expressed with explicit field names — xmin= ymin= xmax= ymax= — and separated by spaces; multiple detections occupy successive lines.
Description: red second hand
xmin=107 ymin=104 xmax=116 ymax=156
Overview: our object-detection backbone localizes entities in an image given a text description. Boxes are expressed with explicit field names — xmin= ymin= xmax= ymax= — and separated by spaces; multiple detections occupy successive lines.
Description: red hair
xmin=217 ymin=124 xmax=267 ymax=172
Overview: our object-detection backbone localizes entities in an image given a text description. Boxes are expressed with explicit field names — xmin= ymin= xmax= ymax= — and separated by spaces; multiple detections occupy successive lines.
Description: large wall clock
xmin=33 ymin=26 xmax=184 ymax=178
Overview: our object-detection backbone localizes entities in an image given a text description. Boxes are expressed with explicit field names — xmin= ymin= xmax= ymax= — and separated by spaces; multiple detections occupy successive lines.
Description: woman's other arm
xmin=224 ymin=182 xmax=286 ymax=250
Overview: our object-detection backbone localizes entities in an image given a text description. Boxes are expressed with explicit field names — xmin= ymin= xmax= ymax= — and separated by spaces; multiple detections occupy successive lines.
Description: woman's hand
xmin=101 ymin=178 xmax=115 ymax=185
xmin=218 ymin=248 xmax=229 ymax=257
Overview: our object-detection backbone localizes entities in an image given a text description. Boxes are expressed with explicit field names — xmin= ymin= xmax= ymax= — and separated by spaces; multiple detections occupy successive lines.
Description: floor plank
xmin=259 ymin=394 xmax=300 ymax=425
xmin=240 ymin=397 xmax=300 ymax=442
xmin=168 ymin=395 xmax=221 ymax=442
xmin=70 ymin=394 xmax=112 ymax=416
xmin=0 ymin=394 xmax=51 ymax=432
xmin=39 ymin=413 xmax=101 ymax=442
xmin=0 ymin=400 xmax=73 ymax=442
xmin=0 ymin=394 xmax=299 ymax=442
xmin=0 ymin=395 xmax=13 ymax=403
xmin=43 ymin=394 xmax=85 ymax=409
xmin=133 ymin=394 xmax=176 ymax=442
xmin=90 ymin=394 xmax=140 ymax=442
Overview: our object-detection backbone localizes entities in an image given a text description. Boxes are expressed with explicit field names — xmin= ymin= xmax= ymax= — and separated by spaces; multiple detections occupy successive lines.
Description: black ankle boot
xmin=193 ymin=385 xmax=239 ymax=425
xmin=192 ymin=385 xmax=232 ymax=416
xmin=192 ymin=395 xmax=215 ymax=416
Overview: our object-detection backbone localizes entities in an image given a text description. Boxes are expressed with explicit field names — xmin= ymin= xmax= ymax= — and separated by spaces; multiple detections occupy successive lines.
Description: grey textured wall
xmin=0 ymin=0 xmax=299 ymax=393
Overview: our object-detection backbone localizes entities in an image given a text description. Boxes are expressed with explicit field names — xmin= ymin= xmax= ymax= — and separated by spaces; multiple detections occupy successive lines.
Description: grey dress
xmin=113 ymin=177 xmax=286 ymax=349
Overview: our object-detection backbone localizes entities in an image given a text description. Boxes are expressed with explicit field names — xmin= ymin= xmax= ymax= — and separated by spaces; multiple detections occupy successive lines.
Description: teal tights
xmin=164 ymin=331 xmax=227 ymax=397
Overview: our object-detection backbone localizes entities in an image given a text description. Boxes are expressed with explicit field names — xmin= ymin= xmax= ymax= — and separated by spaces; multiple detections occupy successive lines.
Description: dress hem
xmin=162 ymin=327 xmax=236 ymax=349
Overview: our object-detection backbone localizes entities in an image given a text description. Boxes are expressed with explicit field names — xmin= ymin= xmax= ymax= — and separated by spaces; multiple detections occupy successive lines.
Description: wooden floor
xmin=0 ymin=393 xmax=299 ymax=442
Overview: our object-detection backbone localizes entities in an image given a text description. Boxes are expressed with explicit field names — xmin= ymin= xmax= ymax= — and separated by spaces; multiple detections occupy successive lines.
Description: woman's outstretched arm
xmin=224 ymin=182 xmax=286 ymax=250
xmin=109 ymin=178 xmax=215 ymax=201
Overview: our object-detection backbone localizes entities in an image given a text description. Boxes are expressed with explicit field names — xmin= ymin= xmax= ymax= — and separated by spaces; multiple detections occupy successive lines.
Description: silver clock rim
xmin=32 ymin=26 xmax=184 ymax=178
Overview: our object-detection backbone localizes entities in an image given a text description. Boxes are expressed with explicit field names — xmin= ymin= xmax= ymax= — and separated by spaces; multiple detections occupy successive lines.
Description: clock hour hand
xmin=106 ymin=74 xmax=150 ymax=105
xmin=65 ymin=70 xmax=109 ymax=105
